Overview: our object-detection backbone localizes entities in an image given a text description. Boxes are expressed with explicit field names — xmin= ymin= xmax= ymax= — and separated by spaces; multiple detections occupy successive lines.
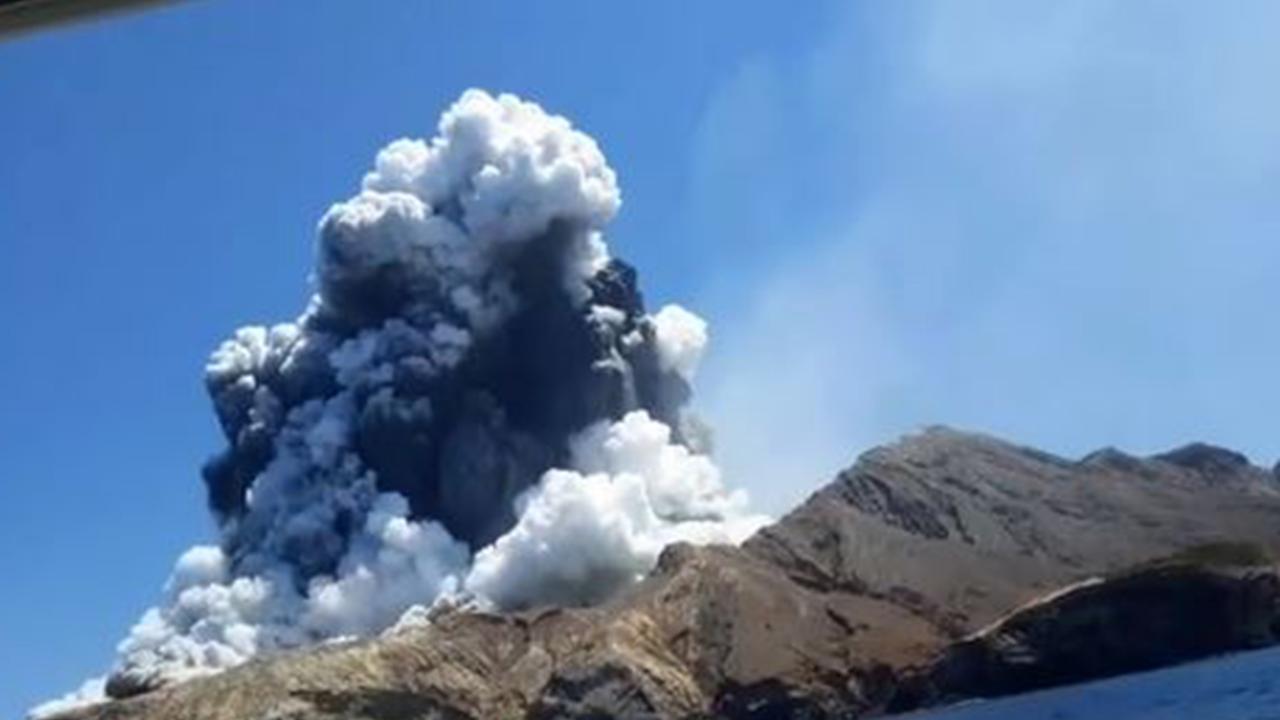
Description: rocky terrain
xmin=51 ymin=427 xmax=1280 ymax=719
xmin=892 ymin=559 xmax=1280 ymax=711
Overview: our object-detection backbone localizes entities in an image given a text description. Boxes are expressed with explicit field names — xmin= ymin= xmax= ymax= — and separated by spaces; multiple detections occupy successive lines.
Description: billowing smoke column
xmin=30 ymin=90 xmax=764 ymax=717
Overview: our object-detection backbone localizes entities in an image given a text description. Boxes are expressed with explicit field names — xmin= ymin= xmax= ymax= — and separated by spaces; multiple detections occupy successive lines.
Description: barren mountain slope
xmin=748 ymin=426 xmax=1280 ymax=634
xmin=49 ymin=427 xmax=1280 ymax=719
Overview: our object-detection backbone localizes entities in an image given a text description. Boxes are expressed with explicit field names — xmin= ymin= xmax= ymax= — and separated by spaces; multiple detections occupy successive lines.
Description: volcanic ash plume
xmin=30 ymin=90 xmax=765 ymax=717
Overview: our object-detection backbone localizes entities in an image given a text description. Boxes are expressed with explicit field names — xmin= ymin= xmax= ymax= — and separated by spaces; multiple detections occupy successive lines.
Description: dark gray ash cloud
xmin=31 ymin=90 xmax=764 ymax=718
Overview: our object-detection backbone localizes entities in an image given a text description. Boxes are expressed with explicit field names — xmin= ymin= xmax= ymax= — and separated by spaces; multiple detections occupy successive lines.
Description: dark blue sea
xmin=911 ymin=646 xmax=1280 ymax=719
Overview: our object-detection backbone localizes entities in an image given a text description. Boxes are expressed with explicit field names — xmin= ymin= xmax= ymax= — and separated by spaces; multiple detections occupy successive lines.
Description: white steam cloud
xmin=651 ymin=304 xmax=710 ymax=382
xmin=32 ymin=90 xmax=765 ymax=718
xmin=467 ymin=410 xmax=760 ymax=609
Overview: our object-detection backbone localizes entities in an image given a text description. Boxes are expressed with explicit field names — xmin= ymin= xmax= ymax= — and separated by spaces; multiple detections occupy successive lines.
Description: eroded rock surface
xmin=748 ymin=427 xmax=1280 ymax=635
xmin=892 ymin=563 xmax=1280 ymax=712
xmin=50 ymin=428 xmax=1280 ymax=719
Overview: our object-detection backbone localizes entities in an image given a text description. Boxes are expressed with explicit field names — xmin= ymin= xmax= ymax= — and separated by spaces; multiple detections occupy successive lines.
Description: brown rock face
xmin=891 ymin=563 xmax=1280 ymax=712
xmin=58 ymin=544 xmax=942 ymax=720
xmin=47 ymin=428 xmax=1280 ymax=719
xmin=747 ymin=427 xmax=1280 ymax=635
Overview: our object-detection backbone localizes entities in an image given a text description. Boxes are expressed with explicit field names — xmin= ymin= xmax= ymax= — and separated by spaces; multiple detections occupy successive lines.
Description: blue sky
xmin=3 ymin=1 xmax=1280 ymax=715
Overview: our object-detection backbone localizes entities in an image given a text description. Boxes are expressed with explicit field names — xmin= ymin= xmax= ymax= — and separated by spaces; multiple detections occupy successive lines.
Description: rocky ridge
xmin=51 ymin=427 xmax=1280 ymax=719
